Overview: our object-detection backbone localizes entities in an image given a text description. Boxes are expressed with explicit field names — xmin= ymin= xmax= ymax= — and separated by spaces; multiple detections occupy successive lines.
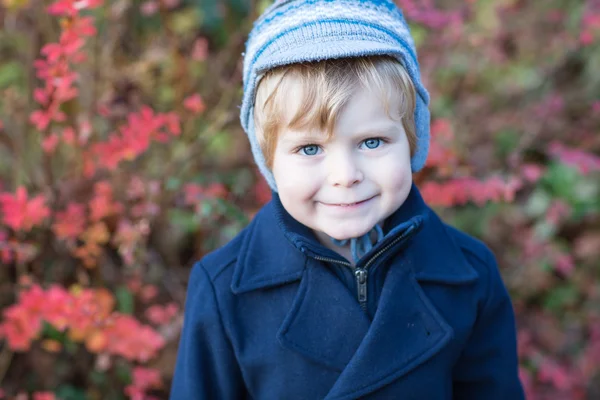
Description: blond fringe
xmin=254 ymin=56 xmax=417 ymax=168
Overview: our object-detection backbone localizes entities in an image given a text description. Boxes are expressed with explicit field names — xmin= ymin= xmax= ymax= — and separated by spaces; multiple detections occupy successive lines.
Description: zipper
xmin=354 ymin=268 xmax=368 ymax=310
xmin=312 ymin=254 xmax=369 ymax=311
xmin=362 ymin=225 xmax=415 ymax=270
xmin=310 ymin=224 xmax=415 ymax=312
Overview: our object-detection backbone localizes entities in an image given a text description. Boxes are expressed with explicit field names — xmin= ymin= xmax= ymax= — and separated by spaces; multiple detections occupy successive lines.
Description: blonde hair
xmin=253 ymin=55 xmax=417 ymax=168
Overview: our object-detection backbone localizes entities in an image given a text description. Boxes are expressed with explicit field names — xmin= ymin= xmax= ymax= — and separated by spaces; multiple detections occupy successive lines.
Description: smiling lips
xmin=322 ymin=196 xmax=375 ymax=207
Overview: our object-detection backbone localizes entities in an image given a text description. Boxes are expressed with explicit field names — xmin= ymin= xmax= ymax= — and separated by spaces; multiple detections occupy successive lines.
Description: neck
xmin=314 ymin=231 xmax=356 ymax=265
xmin=313 ymin=224 xmax=384 ymax=266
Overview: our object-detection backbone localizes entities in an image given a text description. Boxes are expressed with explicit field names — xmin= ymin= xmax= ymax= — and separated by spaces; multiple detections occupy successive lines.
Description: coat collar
xmin=231 ymin=183 xmax=477 ymax=294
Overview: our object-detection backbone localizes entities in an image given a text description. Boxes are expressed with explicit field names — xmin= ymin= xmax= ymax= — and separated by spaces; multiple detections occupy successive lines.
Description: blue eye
xmin=301 ymin=145 xmax=320 ymax=156
xmin=363 ymin=138 xmax=382 ymax=149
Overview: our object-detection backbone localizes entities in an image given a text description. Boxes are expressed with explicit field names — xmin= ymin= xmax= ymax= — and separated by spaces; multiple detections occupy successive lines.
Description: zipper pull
xmin=354 ymin=268 xmax=368 ymax=310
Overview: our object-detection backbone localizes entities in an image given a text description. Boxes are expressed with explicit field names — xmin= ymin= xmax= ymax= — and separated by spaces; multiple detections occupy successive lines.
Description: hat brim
xmin=253 ymin=38 xmax=428 ymax=102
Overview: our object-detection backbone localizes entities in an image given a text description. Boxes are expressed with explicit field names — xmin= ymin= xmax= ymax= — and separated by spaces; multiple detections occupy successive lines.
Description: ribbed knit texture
xmin=240 ymin=0 xmax=431 ymax=191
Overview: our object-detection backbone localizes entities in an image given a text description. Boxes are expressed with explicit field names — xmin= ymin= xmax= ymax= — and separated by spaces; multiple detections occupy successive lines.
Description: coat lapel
xmin=230 ymin=200 xmax=308 ymax=295
xmin=277 ymin=258 xmax=371 ymax=371
xmin=323 ymin=209 xmax=479 ymax=400
xmin=323 ymin=248 xmax=453 ymax=399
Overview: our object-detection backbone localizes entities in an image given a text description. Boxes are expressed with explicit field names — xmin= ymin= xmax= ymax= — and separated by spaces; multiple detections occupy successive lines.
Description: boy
xmin=170 ymin=1 xmax=525 ymax=399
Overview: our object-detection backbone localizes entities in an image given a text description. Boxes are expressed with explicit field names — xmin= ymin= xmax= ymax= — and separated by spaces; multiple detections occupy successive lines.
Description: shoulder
xmin=188 ymin=201 xmax=276 ymax=288
xmin=442 ymin=222 xmax=503 ymax=292
xmin=443 ymin=223 xmax=496 ymax=269
xmin=196 ymin=229 xmax=247 ymax=281
xmin=182 ymin=228 xmax=249 ymax=326
xmin=442 ymin=222 xmax=510 ymax=306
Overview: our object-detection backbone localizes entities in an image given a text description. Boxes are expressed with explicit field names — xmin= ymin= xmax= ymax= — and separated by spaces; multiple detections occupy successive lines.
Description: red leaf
xmin=0 ymin=187 xmax=51 ymax=232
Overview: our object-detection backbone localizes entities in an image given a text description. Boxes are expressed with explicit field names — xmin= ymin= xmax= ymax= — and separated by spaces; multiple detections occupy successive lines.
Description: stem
xmin=15 ymin=231 xmax=28 ymax=280
xmin=0 ymin=345 xmax=14 ymax=386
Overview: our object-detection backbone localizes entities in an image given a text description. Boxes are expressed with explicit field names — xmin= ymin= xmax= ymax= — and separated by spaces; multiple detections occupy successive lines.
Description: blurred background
xmin=0 ymin=0 xmax=598 ymax=399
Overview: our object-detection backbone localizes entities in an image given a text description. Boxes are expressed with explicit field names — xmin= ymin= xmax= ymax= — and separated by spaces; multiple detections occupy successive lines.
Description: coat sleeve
xmin=452 ymin=250 xmax=525 ymax=400
xmin=170 ymin=261 xmax=247 ymax=399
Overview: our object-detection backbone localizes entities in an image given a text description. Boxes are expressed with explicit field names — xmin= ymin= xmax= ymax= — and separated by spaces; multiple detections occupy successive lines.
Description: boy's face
xmin=272 ymin=83 xmax=413 ymax=241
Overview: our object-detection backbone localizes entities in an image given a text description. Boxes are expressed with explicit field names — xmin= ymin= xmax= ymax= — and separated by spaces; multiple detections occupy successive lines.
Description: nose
xmin=327 ymin=151 xmax=363 ymax=187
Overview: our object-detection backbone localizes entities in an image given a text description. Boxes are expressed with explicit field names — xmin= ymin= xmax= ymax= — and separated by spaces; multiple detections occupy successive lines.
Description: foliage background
xmin=0 ymin=0 xmax=599 ymax=399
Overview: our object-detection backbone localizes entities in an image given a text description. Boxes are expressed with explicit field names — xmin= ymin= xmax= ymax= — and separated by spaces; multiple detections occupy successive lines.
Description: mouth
xmin=321 ymin=195 xmax=376 ymax=207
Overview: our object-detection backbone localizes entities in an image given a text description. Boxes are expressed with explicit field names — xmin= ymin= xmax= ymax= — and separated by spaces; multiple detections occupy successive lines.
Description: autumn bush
xmin=0 ymin=0 xmax=598 ymax=399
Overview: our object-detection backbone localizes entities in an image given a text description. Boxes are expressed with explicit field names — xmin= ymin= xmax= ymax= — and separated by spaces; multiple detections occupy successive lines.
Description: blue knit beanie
xmin=240 ymin=0 xmax=430 ymax=192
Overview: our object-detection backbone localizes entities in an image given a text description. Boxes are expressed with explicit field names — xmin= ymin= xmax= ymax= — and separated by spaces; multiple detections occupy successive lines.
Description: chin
xmin=324 ymin=226 xmax=373 ymax=241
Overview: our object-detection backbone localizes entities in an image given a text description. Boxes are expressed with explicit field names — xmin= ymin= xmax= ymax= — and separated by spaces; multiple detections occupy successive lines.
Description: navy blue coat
xmin=170 ymin=184 xmax=524 ymax=399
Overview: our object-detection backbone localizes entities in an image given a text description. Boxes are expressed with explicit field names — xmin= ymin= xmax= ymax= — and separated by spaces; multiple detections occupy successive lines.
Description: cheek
xmin=279 ymin=178 xmax=320 ymax=205
xmin=374 ymin=154 xmax=412 ymax=189
xmin=273 ymin=157 xmax=321 ymax=202
xmin=394 ymin=163 xmax=413 ymax=188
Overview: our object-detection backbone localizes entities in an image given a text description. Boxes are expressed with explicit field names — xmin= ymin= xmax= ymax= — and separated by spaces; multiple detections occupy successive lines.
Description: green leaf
xmin=230 ymin=169 xmax=254 ymax=197
xmin=199 ymin=200 xmax=214 ymax=218
xmin=168 ymin=8 xmax=202 ymax=37
xmin=408 ymin=24 xmax=428 ymax=48
xmin=473 ymin=0 xmax=518 ymax=34
xmin=494 ymin=129 xmax=520 ymax=159
xmin=524 ymin=189 xmax=552 ymax=218
xmin=447 ymin=203 xmax=500 ymax=238
xmin=115 ymin=286 xmax=134 ymax=315
xmin=532 ymin=220 xmax=556 ymax=241
xmin=56 ymin=385 xmax=87 ymax=400
xmin=41 ymin=321 xmax=65 ymax=341
xmin=165 ymin=176 xmax=182 ymax=191
xmin=115 ymin=361 xmax=132 ymax=384
xmin=506 ymin=63 xmax=543 ymax=91
xmin=430 ymin=94 xmax=453 ymax=117
xmin=564 ymin=2 xmax=585 ymax=34
xmin=90 ymin=370 xmax=107 ymax=386
xmin=64 ymin=338 xmax=78 ymax=355
xmin=542 ymin=284 xmax=579 ymax=313
xmin=215 ymin=198 xmax=248 ymax=224
xmin=541 ymin=162 xmax=581 ymax=200
xmin=0 ymin=61 xmax=23 ymax=88
xmin=257 ymin=0 xmax=273 ymax=14
xmin=158 ymin=85 xmax=176 ymax=105
xmin=207 ymin=132 xmax=233 ymax=156
xmin=539 ymin=260 xmax=553 ymax=273
xmin=169 ymin=209 xmax=201 ymax=234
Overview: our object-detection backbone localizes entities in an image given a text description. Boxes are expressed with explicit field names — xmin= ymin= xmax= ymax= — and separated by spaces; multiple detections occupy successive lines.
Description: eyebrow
xmin=279 ymin=131 xmax=328 ymax=144
xmin=279 ymin=123 xmax=401 ymax=144
xmin=352 ymin=124 xmax=401 ymax=136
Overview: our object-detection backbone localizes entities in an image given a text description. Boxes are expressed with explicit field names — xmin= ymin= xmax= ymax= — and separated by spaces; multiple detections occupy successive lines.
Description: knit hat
xmin=240 ymin=0 xmax=430 ymax=191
